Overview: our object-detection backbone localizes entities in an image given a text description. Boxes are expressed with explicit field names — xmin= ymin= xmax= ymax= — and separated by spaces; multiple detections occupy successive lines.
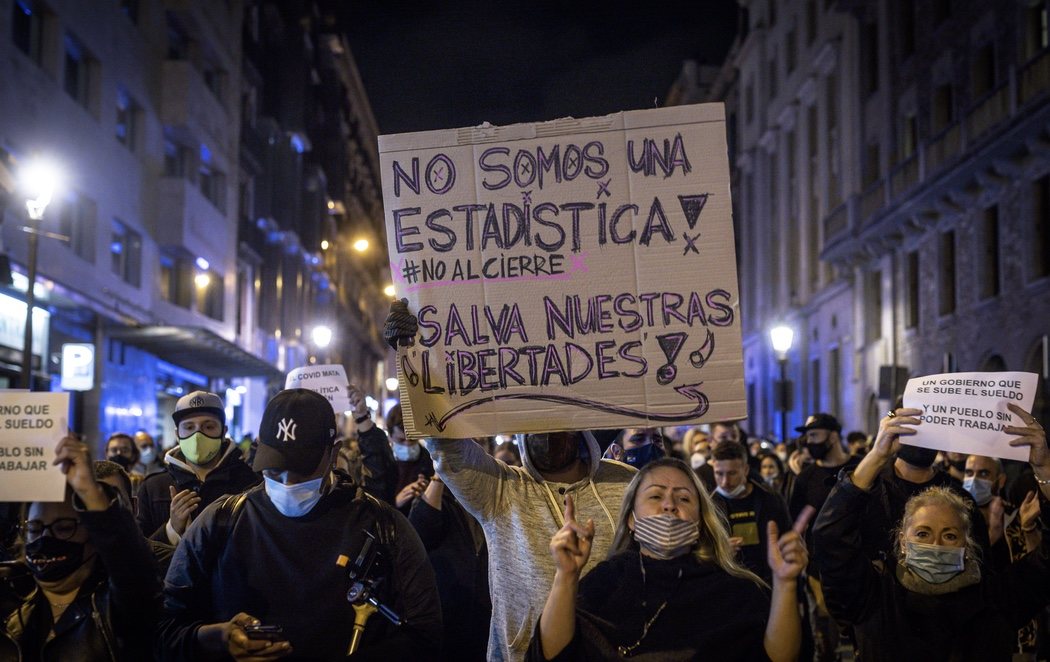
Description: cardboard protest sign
xmin=380 ymin=103 xmax=745 ymax=438
xmin=0 ymin=391 xmax=70 ymax=502
xmin=285 ymin=365 xmax=352 ymax=414
xmin=902 ymin=371 xmax=1040 ymax=461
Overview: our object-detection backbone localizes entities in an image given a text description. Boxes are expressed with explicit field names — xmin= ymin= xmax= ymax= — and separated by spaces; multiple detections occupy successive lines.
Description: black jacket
xmin=158 ymin=481 xmax=442 ymax=661
xmin=135 ymin=442 xmax=260 ymax=543
xmin=712 ymin=480 xmax=792 ymax=584
xmin=813 ymin=474 xmax=1050 ymax=662
xmin=527 ymin=550 xmax=770 ymax=662
xmin=1 ymin=504 xmax=160 ymax=662
xmin=356 ymin=424 xmax=398 ymax=504
xmin=408 ymin=487 xmax=489 ymax=661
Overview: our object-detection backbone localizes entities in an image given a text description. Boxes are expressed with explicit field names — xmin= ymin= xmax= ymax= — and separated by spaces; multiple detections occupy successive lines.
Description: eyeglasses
xmin=22 ymin=517 xmax=79 ymax=540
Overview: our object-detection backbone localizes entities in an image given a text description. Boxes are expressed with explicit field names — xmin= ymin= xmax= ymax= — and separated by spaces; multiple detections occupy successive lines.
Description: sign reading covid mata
xmin=380 ymin=103 xmax=745 ymax=438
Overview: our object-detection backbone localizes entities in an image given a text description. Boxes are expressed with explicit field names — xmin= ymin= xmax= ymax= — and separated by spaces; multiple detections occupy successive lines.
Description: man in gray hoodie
xmin=385 ymin=299 xmax=636 ymax=660
xmin=425 ymin=431 xmax=634 ymax=661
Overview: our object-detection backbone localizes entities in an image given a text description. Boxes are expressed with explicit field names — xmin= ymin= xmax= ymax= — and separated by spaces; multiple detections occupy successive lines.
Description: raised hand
xmin=767 ymin=521 xmax=807 ymax=583
xmin=872 ymin=407 xmax=923 ymax=459
xmin=383 ymin=298 xmax=418 ymax=350
xmin=1020 ymin=490 xmax=1041 ymax=530
xmin=1005 ymin=404 xmax=1049 ymax=471
xmin=395 ymin=474 xmax=428 ymax=509
xmin=347 ymin=384 xmax=369 ymax=421
xmin=54 ymin=434 xmax=107 ymax=510
xmin=169 ymin=485 xmax=202 ymax=536
xmin=987 ymin=496 xmax=1005 ymax=546
xmin=549 ymin=495 xmax=594 ymax=578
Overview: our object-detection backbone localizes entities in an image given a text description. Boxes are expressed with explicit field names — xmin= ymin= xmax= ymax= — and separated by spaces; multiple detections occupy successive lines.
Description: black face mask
xmin=897 ymin=444 xmax=938 ymax=469
xmin=806 ymin=442 xmax=830 ymax=461
xmin=108 ymin=455 xmax=133 ymax=471
xmin=624 ymin=442 xmax=665 ymax=470
xmin=527 ymin=432 xmax=580 ymax=473
xmin=24 ymin=537 xmax=88 ymax=582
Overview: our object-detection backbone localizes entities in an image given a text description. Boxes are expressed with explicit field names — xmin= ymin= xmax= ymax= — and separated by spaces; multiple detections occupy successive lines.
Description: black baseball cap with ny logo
xmin=252 ymin=388 xmax=337 ymax=475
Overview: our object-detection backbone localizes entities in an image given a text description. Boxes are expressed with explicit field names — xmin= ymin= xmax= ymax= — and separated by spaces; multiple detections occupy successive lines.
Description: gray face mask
xmin=904 ymin=540 xmax=965 ymax=584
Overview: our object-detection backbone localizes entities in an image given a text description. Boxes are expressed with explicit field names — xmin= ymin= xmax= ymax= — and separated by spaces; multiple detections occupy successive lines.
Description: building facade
xmin=687 ymin=0 xmax=1050 ymax=438
xmin=0 ymin=0 xmax=389 ymax=449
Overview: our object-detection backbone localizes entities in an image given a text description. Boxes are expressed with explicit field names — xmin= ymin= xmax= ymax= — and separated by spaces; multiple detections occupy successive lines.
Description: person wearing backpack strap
xmin=157 ymin=388 xmax=442 ymax=661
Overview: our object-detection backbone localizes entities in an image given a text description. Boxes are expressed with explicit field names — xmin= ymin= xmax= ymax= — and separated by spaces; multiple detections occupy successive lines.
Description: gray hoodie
xmin=425 ymin=433 xmax=635 ymax=661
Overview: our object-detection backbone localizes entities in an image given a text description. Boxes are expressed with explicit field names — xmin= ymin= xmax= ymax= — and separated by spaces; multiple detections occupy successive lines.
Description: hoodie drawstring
xmin=542 ymin=482 xmax=565 ymax=527
xmin=590 ymin=480 xmax=616 ymax=532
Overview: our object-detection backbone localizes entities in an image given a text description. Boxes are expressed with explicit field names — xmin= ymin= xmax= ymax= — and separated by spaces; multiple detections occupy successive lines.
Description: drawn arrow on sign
xmin=423 ymin=382 xmax=710 ymax=432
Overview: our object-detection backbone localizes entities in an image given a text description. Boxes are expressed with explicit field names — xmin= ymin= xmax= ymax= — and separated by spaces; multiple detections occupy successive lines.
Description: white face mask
xmin=393 ymin=442 xmax=421 ymax=462
xmin=139 ymin=446 xmax=156 ymax=465
xmin=690 ymin=452 xmax=707 ymax=469
xmin=264 ymin=475 xmax=325 ymax=517
xmin=715 ymin=483 xmax=747 ymax=499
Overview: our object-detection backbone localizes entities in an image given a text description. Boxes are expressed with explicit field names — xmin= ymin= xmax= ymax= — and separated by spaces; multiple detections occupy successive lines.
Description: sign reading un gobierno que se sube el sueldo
xmin=380 ymin=103 xmax=745 ymax=439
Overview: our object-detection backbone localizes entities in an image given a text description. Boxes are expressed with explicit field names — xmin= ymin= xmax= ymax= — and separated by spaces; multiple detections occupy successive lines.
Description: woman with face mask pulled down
xmin=813 ymin=404 xmax=1050 ymax=661
xmin=1 ymin=434 xmax=159 ymax=660
xmin=529 ymin=457 xmax=807 ymax=661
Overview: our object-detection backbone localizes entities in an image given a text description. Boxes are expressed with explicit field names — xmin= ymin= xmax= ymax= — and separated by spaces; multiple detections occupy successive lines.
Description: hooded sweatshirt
xmin=425 ymin=433 xmax=635 ymax=661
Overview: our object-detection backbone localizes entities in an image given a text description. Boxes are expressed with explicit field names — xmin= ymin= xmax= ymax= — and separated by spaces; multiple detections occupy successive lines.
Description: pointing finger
xmin=563 ymin=494 xmax=576 ymax=524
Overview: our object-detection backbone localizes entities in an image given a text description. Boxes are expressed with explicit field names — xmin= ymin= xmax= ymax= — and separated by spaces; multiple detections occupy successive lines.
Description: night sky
xmin=340 ymin=1 xmax=740 ymax=135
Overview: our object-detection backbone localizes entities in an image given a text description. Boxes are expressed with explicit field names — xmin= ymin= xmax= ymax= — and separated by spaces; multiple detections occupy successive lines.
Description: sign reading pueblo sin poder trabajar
xmin=380 ymin=103 xmax=745 ymax=438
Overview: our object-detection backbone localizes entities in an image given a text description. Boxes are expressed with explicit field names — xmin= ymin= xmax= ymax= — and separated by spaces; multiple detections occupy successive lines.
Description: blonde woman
xmin=531 ymin=457 xmax=806 ymax=661
xmin=813 ymin=404 xmax=1050 ymax=661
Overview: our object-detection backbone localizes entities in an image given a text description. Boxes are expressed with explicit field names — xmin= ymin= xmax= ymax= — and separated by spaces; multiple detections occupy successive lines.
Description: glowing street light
xmin=383 ymin=284 xmax=396 ymax=297
xmin=321 ymin=239 xmax=330 ymax=250
xmin=352 ymin=238 xmax=369 ymax=253
xmin=769 ymin=325 xmax=794 ymax=358
xmin=385 ymin=377 xmax=399 ymax=392
xmin=311 ymin=324 xmax=333 ymax=349
xmin=769 ymin=324 xmax=795 ymax=443
xmin=20 ymin=158 xmax=61 ymax=221
xmin=19 ymin=157 xmax=63 ymax=388
xmin=194 ymin=272 xmax=211 ymax=289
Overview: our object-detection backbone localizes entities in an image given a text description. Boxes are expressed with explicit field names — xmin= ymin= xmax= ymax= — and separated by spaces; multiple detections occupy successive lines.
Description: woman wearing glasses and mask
xmin=530 ymin=457 xmax=806 ymax=661
xmin=813 ymin=405 xmax=1050 ymax=661
xmin=1 ymin=435 xmax=159 ymax=661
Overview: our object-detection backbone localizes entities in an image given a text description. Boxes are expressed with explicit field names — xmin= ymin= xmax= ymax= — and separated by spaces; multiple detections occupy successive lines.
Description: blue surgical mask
xmin=264 ymin=475 xmax=325 ymax=517
xmin=624 ymin=442 xmax=664 ymax=470
xmin=962 ymin=477 xmax=994 ymax=506
xmin=904 ymin=540 xmax=965 ymax=584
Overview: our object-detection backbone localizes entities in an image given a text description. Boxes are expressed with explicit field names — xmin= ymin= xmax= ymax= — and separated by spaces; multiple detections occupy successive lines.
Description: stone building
xmin=678 ymin=0 xmax=1050 ymax=437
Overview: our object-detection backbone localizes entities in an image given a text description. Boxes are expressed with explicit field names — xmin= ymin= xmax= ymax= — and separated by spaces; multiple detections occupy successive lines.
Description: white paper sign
xmin=0 ymin=391 xmax=70 ymax=502
xmin=902 ymin=371 xmax=1040 ymax=461
xmin=285 ymin=365 xmax=352 ymax=414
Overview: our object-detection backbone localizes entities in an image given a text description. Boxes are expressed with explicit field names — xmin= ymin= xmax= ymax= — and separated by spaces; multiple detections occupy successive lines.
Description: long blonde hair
xmin=608 ymin=457 xmax=767 ymax=588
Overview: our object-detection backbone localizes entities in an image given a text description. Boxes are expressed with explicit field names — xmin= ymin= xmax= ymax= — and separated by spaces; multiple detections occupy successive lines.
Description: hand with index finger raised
xmin=549 ymin=495 xmax=594 ymax=577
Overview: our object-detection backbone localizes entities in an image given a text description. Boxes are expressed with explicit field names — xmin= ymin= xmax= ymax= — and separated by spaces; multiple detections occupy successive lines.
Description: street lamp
xmin=769 ymin=324 xmax=794 ymax=443
xmin=19 ymin=158 xmax=61 ymax=389
xmin=310 ymin=324 xmax=333 ymax=364
xmin=383 ymin=284 xmax=396 ymax=298
xmin=352 ymin=238 xmax=369 ymax=253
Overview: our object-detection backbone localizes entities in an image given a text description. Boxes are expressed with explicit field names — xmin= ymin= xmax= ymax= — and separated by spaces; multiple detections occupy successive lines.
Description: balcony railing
xmin=860 ymin=179 xmax=886 ymax=224
xmin=824 ymin=201 xmax=849 ymax=242
xmin=1020 ymin=48 xmax=1050 ymax=106
xmin=965 ymin=86 xmax=1011 ymax=142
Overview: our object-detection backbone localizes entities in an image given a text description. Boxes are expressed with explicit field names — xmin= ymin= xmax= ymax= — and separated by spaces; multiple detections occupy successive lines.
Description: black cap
xmin=252 ymin=389 xmax=337 ymax=476
xmin=795 ymin=413 xmax=842 ymax=434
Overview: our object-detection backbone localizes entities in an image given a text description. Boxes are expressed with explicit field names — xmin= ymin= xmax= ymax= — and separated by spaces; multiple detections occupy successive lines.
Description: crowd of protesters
xmin=0 ymin=302 xmax=1048 ymax=661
